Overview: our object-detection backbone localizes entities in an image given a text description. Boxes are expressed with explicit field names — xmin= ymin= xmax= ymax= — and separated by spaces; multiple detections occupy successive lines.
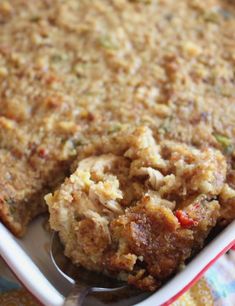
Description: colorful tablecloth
xmin=0 ymin=249 xmax=235 ymax=306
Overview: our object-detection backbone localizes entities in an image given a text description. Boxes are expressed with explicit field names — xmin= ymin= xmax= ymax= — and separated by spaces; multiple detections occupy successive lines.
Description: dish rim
xmin=0 ymin=220 xmax=234 ymax=306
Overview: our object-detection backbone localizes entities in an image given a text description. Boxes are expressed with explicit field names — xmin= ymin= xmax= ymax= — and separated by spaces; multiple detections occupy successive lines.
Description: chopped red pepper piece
xmin=38 ymin=148 xmax=48 ymax=159
xmin=175 ymin=210 xmax=198 ymax=228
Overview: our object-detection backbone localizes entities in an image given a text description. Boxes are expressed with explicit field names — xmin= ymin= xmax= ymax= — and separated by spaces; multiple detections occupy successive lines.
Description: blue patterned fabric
xmin=206 ymin=251 xmax=235 ymax=306
xmin=0 ymin=277 xmax=20 ymax=293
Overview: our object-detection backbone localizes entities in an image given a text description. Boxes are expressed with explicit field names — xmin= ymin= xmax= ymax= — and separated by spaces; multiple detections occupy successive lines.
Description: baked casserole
xmin=0 ymin=0 xmax=234 ymax=291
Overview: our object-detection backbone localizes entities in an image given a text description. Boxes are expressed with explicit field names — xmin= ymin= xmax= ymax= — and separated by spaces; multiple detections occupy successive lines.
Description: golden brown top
xmin=0 ymin=0 xmax=235 ymax=235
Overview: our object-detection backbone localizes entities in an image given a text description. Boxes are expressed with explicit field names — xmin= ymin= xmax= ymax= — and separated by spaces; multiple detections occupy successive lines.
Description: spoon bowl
xmin=50 ymin=232 xmax=137 ymax=306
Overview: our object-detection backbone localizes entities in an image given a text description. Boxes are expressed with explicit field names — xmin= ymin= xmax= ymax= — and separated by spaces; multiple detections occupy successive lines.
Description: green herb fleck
xmin=51 ymin=54 xmax=63 ymax=63
xmin=220 ymin=85 xmax=234 ymax=97
xmin=214 ymin=133 xmax=233 ymax=153
xmin=130 ymin=0 xmax=152 ymax=3
xmin=72 ymin=137 xmax=87 ymax=147
xmin=99 ymin=36 xmax=119 ymax=50
xmin=159 ymin=116 xmax=173 ymax=134
xmin=204 ymin=11 xmax=220 ymax=23
xmin=6 ymin=198 xmax=16 ymax=215
xmin=30 ymin=16 xmax=41 ymax=22
xmin=108 ymin=123 xmax=122 ymax=134
xmin=6 ymin=198 xmax=15 ymax=206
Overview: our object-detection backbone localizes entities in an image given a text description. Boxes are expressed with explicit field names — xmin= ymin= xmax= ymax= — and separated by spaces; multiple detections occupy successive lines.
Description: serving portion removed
xmin=46 ymin=126 xmax=233 ymax=291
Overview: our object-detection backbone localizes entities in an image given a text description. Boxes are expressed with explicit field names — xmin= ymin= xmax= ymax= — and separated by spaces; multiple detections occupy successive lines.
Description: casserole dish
xmin=0 ymin=216 xmax=234 ymax=306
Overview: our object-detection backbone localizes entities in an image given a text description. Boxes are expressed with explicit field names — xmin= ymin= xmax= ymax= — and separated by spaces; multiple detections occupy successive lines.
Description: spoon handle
xmin=63 ymin=284 xmax=127 ymax=305
xmin=63 ymin=284 xmax=91 ymax=306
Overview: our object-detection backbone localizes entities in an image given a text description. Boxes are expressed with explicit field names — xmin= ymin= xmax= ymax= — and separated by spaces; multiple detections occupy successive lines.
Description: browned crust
xmin=1 ymin=0 xmax=235 ymax=240
xmin=0 ymin=200 xmax=24 ymax=237
xmin=0 ymin=194 xmax=49 ymax=237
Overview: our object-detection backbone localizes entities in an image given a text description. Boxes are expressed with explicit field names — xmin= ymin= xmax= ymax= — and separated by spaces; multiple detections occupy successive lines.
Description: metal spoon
xmin=50 ymin=232 xmax=128 ymax=306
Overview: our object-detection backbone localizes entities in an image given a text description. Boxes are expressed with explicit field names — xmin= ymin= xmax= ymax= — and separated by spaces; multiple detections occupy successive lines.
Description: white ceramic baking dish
xmin=0 ymin=216 xmax=234 ymax=306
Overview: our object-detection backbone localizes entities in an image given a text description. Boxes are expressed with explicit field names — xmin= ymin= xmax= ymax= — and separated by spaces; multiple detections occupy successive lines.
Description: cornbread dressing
xmin=0 ymin=0 xmax=235 ymax=290
xmin=46 ymin=126 xmax=226 ymax=290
